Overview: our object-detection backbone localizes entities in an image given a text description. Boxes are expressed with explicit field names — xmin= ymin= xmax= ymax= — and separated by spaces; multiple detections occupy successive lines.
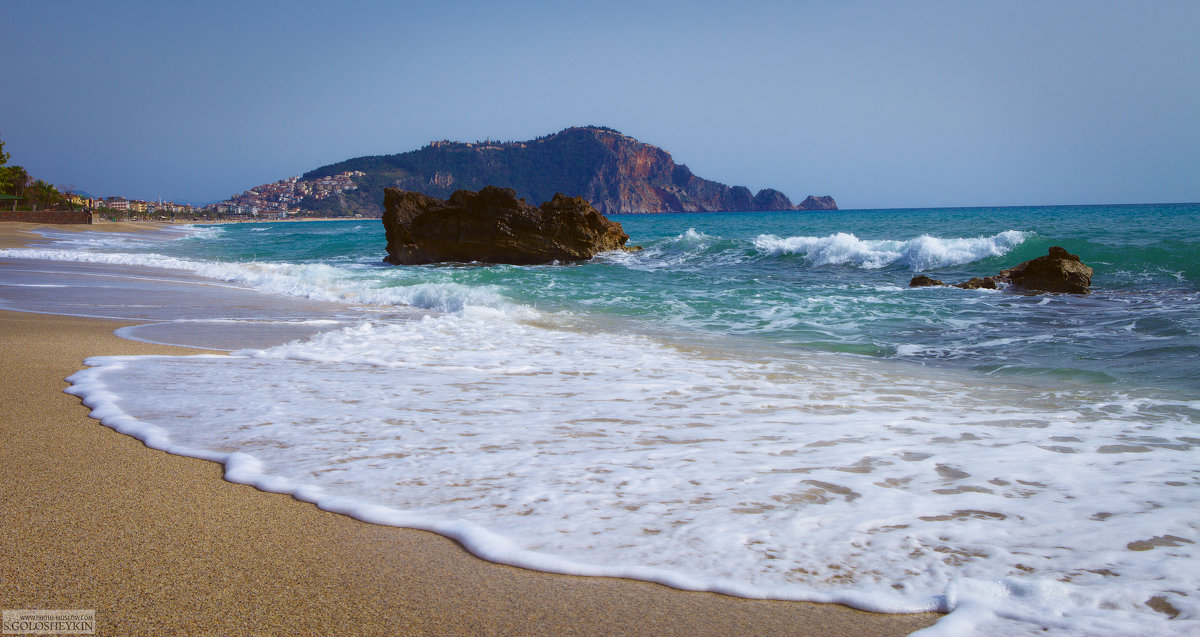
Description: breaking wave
xmin=752 ymin=230 xmax=1029 ymax=270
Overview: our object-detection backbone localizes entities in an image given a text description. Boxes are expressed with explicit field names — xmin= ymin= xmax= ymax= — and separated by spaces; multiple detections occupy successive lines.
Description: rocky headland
xmin=910 ymin=247 xmax=1094 ymax=294
xmin=382 ymin=186 xmax=634 ymax=265
xmin=797 ymin=195 xmax=838 ymax=210
xmin=303 ymin=126 xmax=836 ymax=216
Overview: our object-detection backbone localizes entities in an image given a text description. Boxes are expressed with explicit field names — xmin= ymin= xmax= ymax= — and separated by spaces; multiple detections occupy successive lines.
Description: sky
xmin=2 ymin=0 xmax=1197 ymax=209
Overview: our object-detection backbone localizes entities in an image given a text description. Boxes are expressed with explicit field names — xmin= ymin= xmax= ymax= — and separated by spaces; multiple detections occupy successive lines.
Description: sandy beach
xmin=0 ymin=222 xmax=940 ymax=635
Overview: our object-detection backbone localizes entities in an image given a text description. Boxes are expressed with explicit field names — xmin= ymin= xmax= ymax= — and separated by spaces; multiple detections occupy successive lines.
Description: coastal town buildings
xmin=104 ymin=197 xmax=129 ymax=211
xmin=80 ymin=171 xmax=361 ymax=220
xmin=209 ymin=170 xmax=364 ymax=217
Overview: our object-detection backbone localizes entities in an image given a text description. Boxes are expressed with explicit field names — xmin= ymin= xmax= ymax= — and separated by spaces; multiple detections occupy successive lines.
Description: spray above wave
xmin=601 ymin=228 xmax=749 ymax=271
xmin=753 ymin=230 xmax=1029 ymax=270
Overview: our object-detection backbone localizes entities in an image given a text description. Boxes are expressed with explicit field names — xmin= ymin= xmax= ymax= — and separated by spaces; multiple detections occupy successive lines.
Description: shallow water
xmin=2 ymin=204 xmax=1197 ymax=635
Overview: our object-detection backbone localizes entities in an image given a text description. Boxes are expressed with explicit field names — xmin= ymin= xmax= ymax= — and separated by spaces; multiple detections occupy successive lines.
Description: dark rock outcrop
xmin=911 ymin=247 xmax=1093 ymax=294
xmin=909 ymin=275 xmax=944 ymax=287
xmin=996 ymin=246 xmax=1093 ymax=294
xmin=954 ymin=277 xmax=999 ymax=290
xmin=797 ymin=195 xmax=838 ymax=210
xmin=302 ymin=127 xmax=835 ymax=216
xmin=752 ymin=188 xmax=795 ymax=211
xmin=382 ymin=186 xmax=633 ymax=265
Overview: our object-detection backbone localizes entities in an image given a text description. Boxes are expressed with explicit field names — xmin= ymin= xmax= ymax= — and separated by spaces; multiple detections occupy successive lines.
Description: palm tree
xmin=31 ymin=180 xmax=60 ymax=210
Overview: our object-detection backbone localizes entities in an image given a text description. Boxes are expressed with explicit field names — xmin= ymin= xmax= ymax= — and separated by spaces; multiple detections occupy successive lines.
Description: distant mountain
xmin=297 ymin=126 xmax=835 ymax=216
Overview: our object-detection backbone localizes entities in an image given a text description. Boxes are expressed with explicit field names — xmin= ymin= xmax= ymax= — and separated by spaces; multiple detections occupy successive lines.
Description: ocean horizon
xmin=2 ymin=202 xmax=1197 ymax=636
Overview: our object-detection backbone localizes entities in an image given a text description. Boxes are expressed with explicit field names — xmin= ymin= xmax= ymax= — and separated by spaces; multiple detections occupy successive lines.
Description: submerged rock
xmin=912 ymin=247 xmax=1093 ymax=294
xmin=953 ymin=276 xmax=999 ymax=290
xmin=382 ymin=186 xmax=633 ymax=265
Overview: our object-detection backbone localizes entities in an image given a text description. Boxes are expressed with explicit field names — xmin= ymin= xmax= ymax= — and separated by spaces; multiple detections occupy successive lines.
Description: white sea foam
xmin=66 ymin=313 xmax=1200 ymax=635
xmin=676 ymin=227 xmax=714 ymax=245
xmin=16 ymin=218 xmax=1200 ymax=633
xmin=752 ymin=230 xmax=1029 ymax=270
xmin=177 ymin=224 xmax=225 ymax=239
xmin=600 ymin=228 xmax=732 ymax=271
xmin=32 ymin=224 xmax=206 ymax=248
xmin=0 ymin=248 xmax=510 ymax=314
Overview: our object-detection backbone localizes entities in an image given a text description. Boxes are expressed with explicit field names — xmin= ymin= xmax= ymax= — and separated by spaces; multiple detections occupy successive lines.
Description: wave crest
xmin=752 ymin=230 xmax=1028 ymax=271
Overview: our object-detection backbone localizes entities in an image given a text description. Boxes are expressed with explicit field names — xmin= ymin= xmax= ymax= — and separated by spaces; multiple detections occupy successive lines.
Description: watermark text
xmin=2 ymin=610 xmax=95 ymax=635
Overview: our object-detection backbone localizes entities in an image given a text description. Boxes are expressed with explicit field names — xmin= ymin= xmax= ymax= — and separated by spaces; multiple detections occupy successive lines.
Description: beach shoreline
xmin=91 ymin=216 xmax=370 ymax=226
xmin=0 ymin=221 xmax=176 ymax=249
xmin=0 ymin=306 xmax=940 ymax=633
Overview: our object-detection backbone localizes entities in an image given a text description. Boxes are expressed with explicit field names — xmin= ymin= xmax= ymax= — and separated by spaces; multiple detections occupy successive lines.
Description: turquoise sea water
xmin=4 ymin=202 xmax=1198 ymax=635
xmin=149 ymin=203 xmax=1200 ymax=391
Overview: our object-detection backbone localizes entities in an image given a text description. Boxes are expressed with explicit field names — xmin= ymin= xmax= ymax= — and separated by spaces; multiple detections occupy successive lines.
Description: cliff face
xmin=302 ymin=127 xmax=836 ymax=216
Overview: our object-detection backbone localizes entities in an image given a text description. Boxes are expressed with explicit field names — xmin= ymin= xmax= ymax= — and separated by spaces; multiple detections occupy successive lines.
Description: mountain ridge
xmin=297 ymin=126 xmax=835 ymax=216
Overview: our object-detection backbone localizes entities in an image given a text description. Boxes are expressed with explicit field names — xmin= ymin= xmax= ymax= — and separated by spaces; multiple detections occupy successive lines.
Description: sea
xmin=1 ymin=203 xmax=1197 ymax=636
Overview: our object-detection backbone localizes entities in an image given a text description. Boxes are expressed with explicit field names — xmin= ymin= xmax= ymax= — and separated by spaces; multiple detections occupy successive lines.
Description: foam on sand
xmin=66 ymin=311 xmax=1200 ymax=635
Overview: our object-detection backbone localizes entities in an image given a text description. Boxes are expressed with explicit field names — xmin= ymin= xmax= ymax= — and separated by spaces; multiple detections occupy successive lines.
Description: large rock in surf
xmin=382 ymin=186 xmax=633 ymax=265
xmin=909 ymin=247 xmax=1093 ymax=294
xmin=993 ymin=246 xmax=1093 ymax=294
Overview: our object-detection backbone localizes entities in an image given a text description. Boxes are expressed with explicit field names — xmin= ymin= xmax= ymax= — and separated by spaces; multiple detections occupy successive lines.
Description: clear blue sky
xmin=3 ymin=0 xmax=1197 ymax=209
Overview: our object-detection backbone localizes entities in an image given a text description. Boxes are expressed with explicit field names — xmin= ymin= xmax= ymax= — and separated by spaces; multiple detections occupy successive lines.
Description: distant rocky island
xmin=295 ymin=126 xmax=835 ymax=216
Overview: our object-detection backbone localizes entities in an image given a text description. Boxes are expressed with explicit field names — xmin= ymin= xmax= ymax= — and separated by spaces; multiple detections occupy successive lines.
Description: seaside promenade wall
xmin=0 ymin=210 xmax=93 ymax=224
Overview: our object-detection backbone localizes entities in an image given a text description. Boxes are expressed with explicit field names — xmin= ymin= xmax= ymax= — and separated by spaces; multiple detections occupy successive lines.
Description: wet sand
xmin=0 ymin=221 xmax=171 ymax=249
xmin=0 ymin=235 xmax=941 ymax=635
